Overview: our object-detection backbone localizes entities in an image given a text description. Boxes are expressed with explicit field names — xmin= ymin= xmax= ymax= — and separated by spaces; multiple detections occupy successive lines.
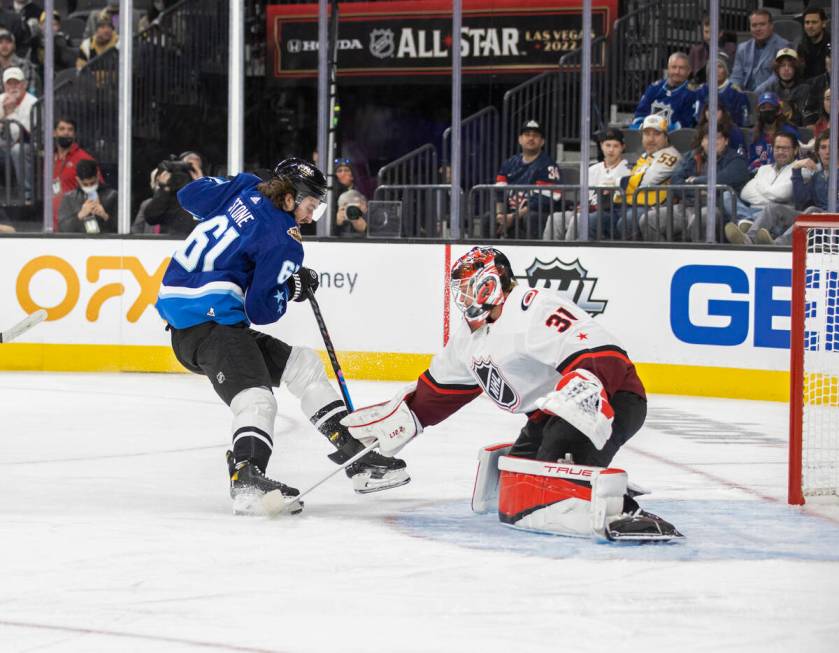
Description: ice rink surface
xmin=1 ymin=371 xmax=838 ymax=652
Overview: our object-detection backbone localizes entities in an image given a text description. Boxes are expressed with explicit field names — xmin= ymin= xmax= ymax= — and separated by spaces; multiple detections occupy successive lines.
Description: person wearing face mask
xmin=155 ymin=159 xmax=410 ymax=515
xmin=57 ymin=158 xmax=118 ymax=234
xmin=51 ymin=116 xmax=98 ymax=230
xmin=748 ymin=91 xmax=799 ymax=171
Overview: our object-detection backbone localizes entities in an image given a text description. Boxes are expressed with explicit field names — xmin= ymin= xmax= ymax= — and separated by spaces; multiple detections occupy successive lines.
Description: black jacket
xmin=143 ymin=187 xmax=196 ymax=236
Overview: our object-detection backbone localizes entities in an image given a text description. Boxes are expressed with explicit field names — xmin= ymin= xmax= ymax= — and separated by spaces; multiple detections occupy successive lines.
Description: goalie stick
xmin=262 ymin=440 xmax=380 ymax=516
xmin=0 ymin=310 xmax=47 ymax=343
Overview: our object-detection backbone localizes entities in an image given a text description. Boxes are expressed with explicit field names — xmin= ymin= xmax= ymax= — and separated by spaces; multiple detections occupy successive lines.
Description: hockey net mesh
xmin=799 ymin=226 xmax=839 ymax=497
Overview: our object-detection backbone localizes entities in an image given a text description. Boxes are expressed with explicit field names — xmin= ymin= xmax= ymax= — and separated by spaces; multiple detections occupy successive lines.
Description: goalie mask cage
xmin=789 ymin=214 xmax=839 ymax=505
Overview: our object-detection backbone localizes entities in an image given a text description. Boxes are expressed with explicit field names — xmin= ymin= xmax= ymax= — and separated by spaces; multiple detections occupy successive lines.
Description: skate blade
xmin=261 ymin=490 xmax=304 ymax=517
xmin=352 ymin=469 xmax=411 ymax=494
xmin=605 ymin=528 xmax=684 ymax=543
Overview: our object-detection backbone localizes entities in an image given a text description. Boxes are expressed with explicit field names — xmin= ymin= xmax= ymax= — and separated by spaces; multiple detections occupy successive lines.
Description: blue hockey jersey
xmin=155 ymin=173 xmax=304 ymax=329
xmin=630 ymin=79 xmax=699 ymax=131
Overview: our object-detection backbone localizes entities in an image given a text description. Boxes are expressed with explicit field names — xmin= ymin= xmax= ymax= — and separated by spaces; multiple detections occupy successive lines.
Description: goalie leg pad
xmin=471 ymin=443 xmax=513 ymax=514
xmin=534 ymin=369 xmax=614 ymax=450
xmin=497 ymin=456 xmax=625 ymax=538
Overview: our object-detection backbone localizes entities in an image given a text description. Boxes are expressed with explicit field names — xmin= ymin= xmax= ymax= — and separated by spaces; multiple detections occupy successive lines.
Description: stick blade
xmin=1 ymin=310 xmax=48 ymax=343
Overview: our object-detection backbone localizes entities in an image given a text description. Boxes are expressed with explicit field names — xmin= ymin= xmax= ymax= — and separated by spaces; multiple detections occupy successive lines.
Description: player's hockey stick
xmin=0 ymin=309 xmax=47 ymax=343
xmin=262 ymin=440 xmax=379 ymax=516
xmin=306 ymin=288 xmax=354 ymax=411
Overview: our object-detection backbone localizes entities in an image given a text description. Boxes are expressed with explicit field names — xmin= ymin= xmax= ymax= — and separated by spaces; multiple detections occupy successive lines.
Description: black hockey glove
xmin=287 ymin=266 xmax=319 ymax=302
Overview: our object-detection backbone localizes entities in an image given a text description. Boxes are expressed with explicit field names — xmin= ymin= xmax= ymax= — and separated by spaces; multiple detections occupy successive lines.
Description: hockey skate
xmin=327 ymin=440 xmax=411 ymax=494
xmin=605 ymin=509 xmax=683 ymax=542
xmin=226 ymin=450 xmax=303 ymax=516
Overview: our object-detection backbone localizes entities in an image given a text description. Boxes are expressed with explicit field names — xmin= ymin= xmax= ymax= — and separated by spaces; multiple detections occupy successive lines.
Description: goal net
xmin=789 ymin=215 xmax=839 ymax=505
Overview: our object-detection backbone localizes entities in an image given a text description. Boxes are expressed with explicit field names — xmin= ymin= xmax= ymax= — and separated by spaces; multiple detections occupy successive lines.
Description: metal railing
xmin=465 ymin=182 xmax=739 ymax=242
xmin=373 ymin=184 xmax=458 ymax=237
xmin=442 ymin=106 xmax=500 ymax=192
xmin=376 ymin=144 xmax=439 ymax=187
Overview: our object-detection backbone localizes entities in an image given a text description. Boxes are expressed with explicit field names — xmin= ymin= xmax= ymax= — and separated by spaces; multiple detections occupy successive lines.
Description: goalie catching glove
xmin=340 ymin=385 xmax=422 ymax=456
xmin=534 ymin=369 xmax=614 ymax=450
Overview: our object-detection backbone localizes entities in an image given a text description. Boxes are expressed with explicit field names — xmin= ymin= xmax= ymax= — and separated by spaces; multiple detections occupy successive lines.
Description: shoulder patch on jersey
xmin=472 ymin=358 xmax=520 ymax=411
xmin=521 ymin=288 xmax=539 ymax=311
xmin=287 ymin=226 xmax=303 ymax=243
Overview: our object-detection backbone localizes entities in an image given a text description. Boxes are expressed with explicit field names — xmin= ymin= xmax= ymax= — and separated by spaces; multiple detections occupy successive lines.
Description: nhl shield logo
xmin=370 ymin=29 xmax=395 ymax=59
xmin=472 ymin=359 xmax=519 ymax=411
xmin=517 ymin=258 xmax=608 ymax=316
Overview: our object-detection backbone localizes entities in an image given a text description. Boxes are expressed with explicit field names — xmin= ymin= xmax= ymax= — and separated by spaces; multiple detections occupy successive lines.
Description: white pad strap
xmin=534 ymin=369 xmax=614 ymax=450
xmin=340 ymin=385 xmax=421 ymax=456
xmin=471 ymin=442 xmax=513 ymax=514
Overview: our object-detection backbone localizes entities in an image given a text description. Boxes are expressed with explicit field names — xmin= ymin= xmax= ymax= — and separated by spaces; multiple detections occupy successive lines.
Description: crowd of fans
xmin=0 ymin=3 xmax=836 ymax=245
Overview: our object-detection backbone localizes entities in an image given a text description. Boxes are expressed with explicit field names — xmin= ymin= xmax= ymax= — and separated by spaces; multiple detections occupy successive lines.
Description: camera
xmin=157 ymin=158 xmax=194 ymax=191
xmin=346 ymin=205 xmax=364 ymax=221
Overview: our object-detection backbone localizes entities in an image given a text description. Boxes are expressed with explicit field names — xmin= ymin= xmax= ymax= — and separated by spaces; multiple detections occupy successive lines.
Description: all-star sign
xmin=266 ymin=0 xmax=617 ymax=79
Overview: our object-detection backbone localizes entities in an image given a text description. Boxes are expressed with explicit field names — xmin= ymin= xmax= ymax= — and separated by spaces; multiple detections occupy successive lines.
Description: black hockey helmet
xmin=272 ymin=157 xmax=327 ymax=207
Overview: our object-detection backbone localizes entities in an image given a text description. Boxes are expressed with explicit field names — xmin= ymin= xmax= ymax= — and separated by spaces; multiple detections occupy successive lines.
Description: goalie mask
xmin=450 ymin=247 xmax=515 ymax=326
xmin=272 ymin=157 xmax=328 ymax=220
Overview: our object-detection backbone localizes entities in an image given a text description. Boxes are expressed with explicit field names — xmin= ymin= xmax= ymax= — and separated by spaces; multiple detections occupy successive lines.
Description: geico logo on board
xmin=669 ymin=264 xmax=804 ymax=350
xmin=15 ymin=255 xmax=168 ymax=322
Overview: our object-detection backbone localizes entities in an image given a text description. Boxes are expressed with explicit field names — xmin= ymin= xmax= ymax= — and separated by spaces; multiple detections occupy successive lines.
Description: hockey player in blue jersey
xmin=630 ymin=52 xmax=700 ymax=131
xmin=156 ymin=158 xmax=409 ymax=515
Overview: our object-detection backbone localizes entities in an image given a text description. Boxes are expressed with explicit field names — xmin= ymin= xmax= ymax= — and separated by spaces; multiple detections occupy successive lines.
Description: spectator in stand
xmin=52 ymin=116 xmax=98 ymax=229
xmin=0 ymin=66 xmax=35 ymax=201
xmin=335 ymin=189 xmax=368 ymax=238
xmin=731 ymin=9 xmax=790 ymax=92
xmin=806 ymin=44 xmax=831 ymax=125
xmin=140 ymin=0 xmax=179 ymax=30
xmin=0 ymin=29 xmax=39 ymax=95
xmin=76 ymin=11 xmax=119 ymax=70
xmin=494 ymin=119 xmax=561 ymax=239
xmin=640 ymin=125 xmax=749 ymax=242
xmin=748 ymin=91 xmax=799 ymax=171
xmin=30 ymin=11 xmax=74 ymax=78
xmin=798 ymin=7 xmax=829 ymax=81
xmin=0 ymin=4 xmax=30 ymax=55
xmin=58 ymin=158 xmax=118 ymax=234
xmin=607 ymin=114 xmax=681 ymax=240
xmin=543 ymin=128 xmax=631 ymax=240
xmin=83 ymin=3 xmax=118 ymax=40
xmin=726 ymin=131 xmax=805 ymax=230
xmin=630 ymin=52 xmax=698 ymax=131
xmin=688 ymin=14 xmax=738 ymax=86
xmin=695 ymin=54 xmax=751 ymax=128
xmin=812 ymin=87 xmax=831 ymax=140
xmin=13 ymin=1 xmax=41 ymax=41
xmin=697 ymin=104 xmax=746 ymax=156
xmin=143 ymin=151 xmax=204 ymax=236
xmin=727 ymin=129 xmax=829 ymax=246
xmin=755 ymin=49 xmax=811 ymax=125
xmin=334 ymin=157 xmax=355 ymax=195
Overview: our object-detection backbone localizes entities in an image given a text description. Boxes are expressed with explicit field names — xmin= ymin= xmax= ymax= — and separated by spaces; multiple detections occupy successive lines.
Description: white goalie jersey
xmin=406 ymin=285 xmax=645 ymax=427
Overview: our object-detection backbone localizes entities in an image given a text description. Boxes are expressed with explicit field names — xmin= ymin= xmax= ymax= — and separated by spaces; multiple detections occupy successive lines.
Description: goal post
xmin=789 ymin=214 xmax=839 ymax=505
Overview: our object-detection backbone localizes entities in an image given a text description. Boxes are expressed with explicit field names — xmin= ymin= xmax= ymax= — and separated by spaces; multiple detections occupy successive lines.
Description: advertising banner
xmin=267 ymin=0 xmax=617 ymax=80
xmin=0 ymin=238 xmax=803 ymax=400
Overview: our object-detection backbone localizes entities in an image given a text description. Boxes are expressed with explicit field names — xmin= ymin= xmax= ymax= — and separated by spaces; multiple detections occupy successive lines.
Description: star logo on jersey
xmin=516 ymin=258 xmax=608 ymax=316
xmin=274 ymin=289 xmax=286 ymax=312
xmin=577 ymin=332 xmax=589 ymax=341
xmin=287 ymin=226 xmax=302 ymax=243
xmin=471 ymin=358 xmax=520 ymax=411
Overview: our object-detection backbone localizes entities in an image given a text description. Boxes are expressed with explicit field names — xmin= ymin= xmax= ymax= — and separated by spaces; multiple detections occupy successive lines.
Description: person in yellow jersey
xmin=592 ymin=114 xmax=681 ymax=240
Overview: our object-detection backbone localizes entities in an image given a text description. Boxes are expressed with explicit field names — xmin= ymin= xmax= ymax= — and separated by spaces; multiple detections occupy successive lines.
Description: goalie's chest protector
xmin=441 ymin=286 xmax=620 ymax=414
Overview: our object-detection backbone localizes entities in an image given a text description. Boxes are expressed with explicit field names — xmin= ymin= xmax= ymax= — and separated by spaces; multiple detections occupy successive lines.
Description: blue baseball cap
xmin=758 ymin=91 xmax=781 ymax=108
